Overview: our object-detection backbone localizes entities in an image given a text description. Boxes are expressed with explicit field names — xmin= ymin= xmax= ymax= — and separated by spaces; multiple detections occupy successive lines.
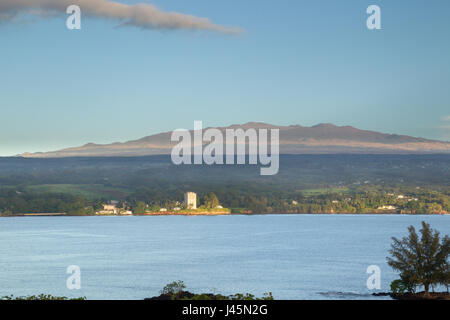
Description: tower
xmin=184 ymin=192 xmax=197 ymax=209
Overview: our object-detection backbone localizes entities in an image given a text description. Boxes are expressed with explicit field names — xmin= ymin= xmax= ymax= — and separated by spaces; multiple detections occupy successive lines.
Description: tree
xmin=202 ymin=192 xmax=219 ymax=209
xmin=387 ymin=221 xmax=450 ymax=296
xmin=133 ymin=201 xmax=147 ymax=215
xmin=149 ymin=204 xmax=161 ymax=212
xmin=160 ymin=281 xmax=186 ymax=297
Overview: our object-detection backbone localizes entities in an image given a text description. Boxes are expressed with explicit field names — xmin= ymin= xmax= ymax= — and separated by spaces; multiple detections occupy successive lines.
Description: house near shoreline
xmin=96 ymin=201 xmax=132 ymax=215
xmin=377 ymin=205 xmax=397 ymax=210
xmin=97 ymin=204 xmax=119 ymax=215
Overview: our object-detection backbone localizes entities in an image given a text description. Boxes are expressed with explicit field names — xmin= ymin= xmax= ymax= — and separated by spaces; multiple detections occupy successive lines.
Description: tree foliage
xmin=152 ymin=281 xmax=274 ymax=300
xmin=1 ymin=294 xmax=85 ymax=300
xmin=202 ymin=192 xmax=220 ymax=209
xmin=133 ymin=201 xmax=147 ymax=215
xmin=160 ymin=280 xmax=186 ymax=296
xmin=387 ymin=221 xmax=450 ymax=295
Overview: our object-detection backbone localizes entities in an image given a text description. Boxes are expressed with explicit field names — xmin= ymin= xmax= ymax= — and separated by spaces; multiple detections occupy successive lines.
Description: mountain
xmin=19 ymin=123 xmax=450 ymax=158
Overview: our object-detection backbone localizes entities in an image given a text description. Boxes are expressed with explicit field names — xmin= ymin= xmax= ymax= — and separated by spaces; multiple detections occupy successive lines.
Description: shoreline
xmin=139 ymin=210 xmax=231 ymax=216
xmin=1 ymin=212 xmax=448 ymax=217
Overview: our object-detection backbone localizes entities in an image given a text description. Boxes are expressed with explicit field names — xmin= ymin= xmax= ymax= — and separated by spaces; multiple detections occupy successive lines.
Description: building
xmin=96 ymin=200 xmax=131 ymax=215
xmin=184 ymin=192 xmax=197 ymax=209
xmin=103 ymin=204 xmax=117 ymax=212
xmin=96 ymin=204 xmax=119 ymax=215
xmin=377 ymin=205 xmax=397 ymax=210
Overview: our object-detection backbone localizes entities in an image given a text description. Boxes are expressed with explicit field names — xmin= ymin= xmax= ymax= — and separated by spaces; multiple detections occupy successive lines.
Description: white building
xmin=377 ymin=205 xmax=397 ymax=210
xmin=96 ymin=204 xmax=119 ymax=215
xmin=184 ymin=192 xmax=197 ymax=209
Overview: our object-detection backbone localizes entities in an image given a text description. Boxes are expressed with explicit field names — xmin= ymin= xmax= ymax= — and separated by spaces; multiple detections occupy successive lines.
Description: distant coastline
xmin=1 ymin=156 xmax=449 ymax=217
xmin=2 ymin=211 xmax=448 ymax=217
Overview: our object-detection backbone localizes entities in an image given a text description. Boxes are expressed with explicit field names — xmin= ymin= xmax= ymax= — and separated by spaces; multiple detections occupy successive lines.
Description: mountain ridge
xmin=18 ymin=122 xmax=450 ymax=158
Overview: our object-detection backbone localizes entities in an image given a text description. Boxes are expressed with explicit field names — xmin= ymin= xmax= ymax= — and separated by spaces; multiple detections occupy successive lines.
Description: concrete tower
xmin=184 ymin=192 xmax=197 ymax=209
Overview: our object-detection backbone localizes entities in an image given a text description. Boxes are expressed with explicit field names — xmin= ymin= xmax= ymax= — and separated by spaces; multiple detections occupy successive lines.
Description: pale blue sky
xmin=1 ymin=0 xmax=450 ymax=155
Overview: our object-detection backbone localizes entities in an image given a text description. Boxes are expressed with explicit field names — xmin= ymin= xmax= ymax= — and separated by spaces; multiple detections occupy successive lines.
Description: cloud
xmin=0 ymin=0 xmax=242 ymax=34
xmin=436 ymin=116 xmax=450 ymax=141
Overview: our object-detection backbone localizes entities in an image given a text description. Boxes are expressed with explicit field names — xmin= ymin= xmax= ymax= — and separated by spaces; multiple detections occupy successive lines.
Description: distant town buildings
xmin=184 ymin=192 xmax=197 ymax=209
xmin=94 ymin=192 xmax=225 ymax=215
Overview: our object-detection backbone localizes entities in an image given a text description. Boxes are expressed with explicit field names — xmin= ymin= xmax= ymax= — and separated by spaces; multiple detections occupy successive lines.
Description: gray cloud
xmin=0 ymin=0 xmax=242 ymax=34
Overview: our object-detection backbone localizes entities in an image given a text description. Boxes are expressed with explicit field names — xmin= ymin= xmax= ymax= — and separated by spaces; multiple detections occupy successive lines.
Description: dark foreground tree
xmin=160 ymin=280 xmax=186 ymax=297
xmin=387 ymin=221 xmax=449 ymax=296
xmin=148 ymin=281 xmax=274 ymax=300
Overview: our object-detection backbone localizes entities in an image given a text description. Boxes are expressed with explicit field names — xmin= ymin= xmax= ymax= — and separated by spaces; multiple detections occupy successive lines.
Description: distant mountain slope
xmin=19 ymin=123 xmax=450 ymax=158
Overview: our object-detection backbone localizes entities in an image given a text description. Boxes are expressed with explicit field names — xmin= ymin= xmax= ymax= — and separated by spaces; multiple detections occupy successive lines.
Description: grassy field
xmin=23 ymin=184 xmax=130 ymax=200
xmin=301 ymin=187 xmax=349 ymax=196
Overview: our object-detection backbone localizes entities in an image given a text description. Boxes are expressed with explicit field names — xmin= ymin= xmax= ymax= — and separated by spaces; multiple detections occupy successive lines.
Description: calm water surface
xmin=0 ymin=215 xmax=449 ymax=300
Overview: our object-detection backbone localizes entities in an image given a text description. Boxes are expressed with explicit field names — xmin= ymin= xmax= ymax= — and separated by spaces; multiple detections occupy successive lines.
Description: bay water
xmin=1 ymin=214 xmax=449 ymax=299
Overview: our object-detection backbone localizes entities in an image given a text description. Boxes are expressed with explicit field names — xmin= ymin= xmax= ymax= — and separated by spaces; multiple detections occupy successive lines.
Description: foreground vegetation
xmin=1 ymin=294 xmax=85 ymax=300
xmin=387 ymin=222 xmax=449 ymax=299
xmin=146 ymin=281 xmax=274 ymax=300
xmin=0 ymin=283 xmax=271 ymax=301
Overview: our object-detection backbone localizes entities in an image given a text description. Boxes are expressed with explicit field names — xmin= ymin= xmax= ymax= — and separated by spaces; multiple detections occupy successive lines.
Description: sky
xmin=1 ymin=0 xmax=450 ymax=156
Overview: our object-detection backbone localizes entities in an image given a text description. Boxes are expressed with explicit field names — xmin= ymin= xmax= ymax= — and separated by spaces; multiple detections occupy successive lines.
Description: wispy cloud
xmin=0 ymin=0 xmax=242 ymax=34
xmin=436 ymin=115 xmax=450 ymax=141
